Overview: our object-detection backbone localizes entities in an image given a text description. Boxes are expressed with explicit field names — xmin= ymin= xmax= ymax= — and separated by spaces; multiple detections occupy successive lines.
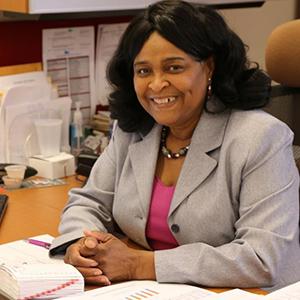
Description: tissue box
xmin=29 ymin=153 xmax=75 ymax=179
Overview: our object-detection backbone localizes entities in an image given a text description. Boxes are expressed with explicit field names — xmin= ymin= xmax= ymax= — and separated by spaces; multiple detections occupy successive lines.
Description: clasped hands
xmin=64 ymin=230 xmax=155 ymax=285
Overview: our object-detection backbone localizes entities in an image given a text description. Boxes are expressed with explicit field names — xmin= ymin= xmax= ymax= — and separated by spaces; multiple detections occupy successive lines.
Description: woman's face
xmin=133 ymin=32 xmax=214 ymax=130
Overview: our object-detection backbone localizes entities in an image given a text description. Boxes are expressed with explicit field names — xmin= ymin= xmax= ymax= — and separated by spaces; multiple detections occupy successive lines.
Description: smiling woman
xmin=50 ymin=0 xmax=300 ymax=292
xmin=133 ymin=32 xmax=212 ymax=134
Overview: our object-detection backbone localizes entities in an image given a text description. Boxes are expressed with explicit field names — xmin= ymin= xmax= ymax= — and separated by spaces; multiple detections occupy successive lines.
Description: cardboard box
xmin=29 ymin=153 xmax=75 ymax=179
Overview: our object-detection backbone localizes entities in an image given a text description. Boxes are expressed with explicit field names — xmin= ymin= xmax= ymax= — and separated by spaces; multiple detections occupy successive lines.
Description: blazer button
xmin=171 ymin=224 xmax=180 ymax=233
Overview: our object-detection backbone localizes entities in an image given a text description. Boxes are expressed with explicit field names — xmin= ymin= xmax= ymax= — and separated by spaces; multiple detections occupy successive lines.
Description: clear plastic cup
xmin=2 ymin=175 xmax=23 ymax=189
xmin=4 ymin=165 xmax=26 ymax=180
xmin=34 ymin=119 xmax=62 ymax=157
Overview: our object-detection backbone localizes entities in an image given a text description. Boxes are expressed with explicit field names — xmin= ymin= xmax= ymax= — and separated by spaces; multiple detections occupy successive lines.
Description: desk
xmin=0 ymin=176 xmax=82 ymax=244
xmin=0 ymin=176 xmax=267 ymax=296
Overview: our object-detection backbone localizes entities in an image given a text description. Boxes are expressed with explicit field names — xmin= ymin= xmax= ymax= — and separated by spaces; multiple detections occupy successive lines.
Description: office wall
xmin=220 ymin=0 xmax=297 ymax=69
xmin=0 ymin=0 xmax=299 ymax=141
xmin=220 ymin=0 xmax=300 ymax=144
xmin=0 ymin=15 xmax=132 ymax=67
xmin=0 ymin=0 xmax=296 ymax=68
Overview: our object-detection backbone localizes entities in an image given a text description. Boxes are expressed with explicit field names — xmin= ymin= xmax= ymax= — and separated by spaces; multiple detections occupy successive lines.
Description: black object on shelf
xmin=76 ymin=153 xmax=99 ymax=178
xmin=270 ymin=84 xmax=300 ymax=98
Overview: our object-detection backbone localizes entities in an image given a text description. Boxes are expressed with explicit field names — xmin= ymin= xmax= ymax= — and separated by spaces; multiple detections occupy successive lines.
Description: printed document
xmin=265 ymin=281 xmax=300 ymax=299
xmin=43 ymin=26 xmax=96 ymax=121
xmin=0 ymin=71 xmax=48 ymax=97
xmin=95 ymin=23 xmax=128 ymax=106
xmin=58 ymin=280 xmax=215 ymax=300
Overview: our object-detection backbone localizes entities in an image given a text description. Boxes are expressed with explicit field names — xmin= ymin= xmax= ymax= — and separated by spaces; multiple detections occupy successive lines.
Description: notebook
xmin=0 ymin=234 xmax=84 ymax=300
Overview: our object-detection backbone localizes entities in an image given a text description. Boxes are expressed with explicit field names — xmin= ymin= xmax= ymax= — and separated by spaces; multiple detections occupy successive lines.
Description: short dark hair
xmin=107 ymin=0 xmax=271 ymax=133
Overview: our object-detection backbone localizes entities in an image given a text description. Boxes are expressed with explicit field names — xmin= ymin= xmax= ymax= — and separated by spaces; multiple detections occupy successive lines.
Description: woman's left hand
xmin=84 ymin=230 xmax=156 ymax=282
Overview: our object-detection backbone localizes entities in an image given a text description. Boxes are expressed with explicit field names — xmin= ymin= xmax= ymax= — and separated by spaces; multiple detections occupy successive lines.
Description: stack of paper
xmin=90 ymin=111 xmax=111 ymax=133
xmin=0 ymin=263 xmax=84 ymax=300
xmin=0 ymin=234 xmax=84 ymax=299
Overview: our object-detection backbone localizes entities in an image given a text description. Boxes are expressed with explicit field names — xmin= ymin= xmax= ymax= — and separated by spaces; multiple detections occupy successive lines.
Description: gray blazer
xmin=51 ymin=109 xmax=300 ymax=290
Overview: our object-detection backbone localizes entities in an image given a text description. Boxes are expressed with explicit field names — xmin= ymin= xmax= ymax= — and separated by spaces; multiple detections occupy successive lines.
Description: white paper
xmin=0 ymin=234 xmax=63 ymax=265
xmin=265 ymin=281 xmax=300 ymax=299
xmin=0 ymin=237 xmax=82 ymax=300
xmin=43 ymin=26 xmax=96 ymax=122
xmin=0 ymin=71 xmax=48 ymax=94
xmin=58 ymin=280 xmax=215 ymax=300
xmin=5 ymin=99 xmax=48 ymax=163
xmin=3 ymin=96 xmax=71 ymax=164
xmin=0 ymin=83 xmax=52 ymax=163
xmin=95 ymin=23 xmax=128 ymax=106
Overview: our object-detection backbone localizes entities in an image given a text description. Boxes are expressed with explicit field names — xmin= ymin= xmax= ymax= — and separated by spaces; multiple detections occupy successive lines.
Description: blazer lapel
xmin=128 ymin=124 xmax=161 ymax=216
xmin=170 ymin=110 xmax=231 ymax=214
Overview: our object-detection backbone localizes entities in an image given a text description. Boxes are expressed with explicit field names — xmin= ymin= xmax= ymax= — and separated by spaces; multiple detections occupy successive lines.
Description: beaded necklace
xmin=160 ymin=126 xmax=190 ymax=159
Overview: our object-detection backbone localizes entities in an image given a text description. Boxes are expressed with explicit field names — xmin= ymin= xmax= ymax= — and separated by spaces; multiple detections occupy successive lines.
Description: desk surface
xmin=0 ymin=176 xmax=267 ymax=295
xmin=0 ymin=176 xmax=82 ymax=244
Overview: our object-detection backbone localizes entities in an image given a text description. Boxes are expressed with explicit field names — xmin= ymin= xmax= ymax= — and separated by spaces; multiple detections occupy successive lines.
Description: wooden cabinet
xmin=0 ymin=0 xmax=28 ymax=13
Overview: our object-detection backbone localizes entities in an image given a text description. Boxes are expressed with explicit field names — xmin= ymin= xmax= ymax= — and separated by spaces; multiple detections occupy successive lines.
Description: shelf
xmin=0 ymin=0 xmax=265 ymax=14
xmin=271 ymin=85 xmax=300 ymax=98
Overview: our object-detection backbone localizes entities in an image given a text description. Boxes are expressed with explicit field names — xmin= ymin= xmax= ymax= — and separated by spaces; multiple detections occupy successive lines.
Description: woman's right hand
xmin=64 ymin=236 xmax=111 ymax=286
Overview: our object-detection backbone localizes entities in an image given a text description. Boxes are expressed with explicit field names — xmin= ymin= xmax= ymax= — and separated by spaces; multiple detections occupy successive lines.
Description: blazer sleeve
xmin=154 ymin=120 xmax=300 ymax=288
xmin=50 ymin=127 xmax=120 ymax=254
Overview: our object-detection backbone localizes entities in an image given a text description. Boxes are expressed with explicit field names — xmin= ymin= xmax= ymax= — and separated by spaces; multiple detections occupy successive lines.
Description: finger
xmin=84 ymin=275 xmax=111 ymax=286
xmin=83 ymin=236 xmax=98 ymax=249
xmin=79 ymin=236 xmax=99 ymax=257
xmin=67 ymin=255 xmax=98 ymax=267
xmin=76 ymin=266 xmax=103 ymax=277
xmin=65 ymin=247 xmax=98 ymax=267
xmin=84 ymin=230 xmax=111 ymax=242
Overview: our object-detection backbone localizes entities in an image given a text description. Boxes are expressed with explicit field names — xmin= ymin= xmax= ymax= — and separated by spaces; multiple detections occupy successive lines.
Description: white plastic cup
xmin=2 ymin=175 xmax=23 ymax=189
xmin=34 ymin=119 xmax=62 ymax=157
xmin=4 ymin=165 xmax=26 ymax=180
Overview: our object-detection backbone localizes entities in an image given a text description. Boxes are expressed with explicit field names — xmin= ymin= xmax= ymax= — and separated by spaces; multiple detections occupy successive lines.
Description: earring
xmin=207 ymin=78 xmax=212 ymax=100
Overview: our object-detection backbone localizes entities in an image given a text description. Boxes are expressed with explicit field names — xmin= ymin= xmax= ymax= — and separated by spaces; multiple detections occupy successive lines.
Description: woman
xmin=50 ymin=0 xmax=300 ymax=290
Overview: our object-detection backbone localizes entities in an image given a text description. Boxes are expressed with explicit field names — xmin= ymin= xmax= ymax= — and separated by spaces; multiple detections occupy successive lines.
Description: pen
xmin=27 ymin=238 xmax=51 ymax=249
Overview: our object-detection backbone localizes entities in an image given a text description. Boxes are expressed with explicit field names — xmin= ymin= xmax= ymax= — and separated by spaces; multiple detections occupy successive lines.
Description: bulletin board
xmin=0 ymin=15 xmax=132 ymax=68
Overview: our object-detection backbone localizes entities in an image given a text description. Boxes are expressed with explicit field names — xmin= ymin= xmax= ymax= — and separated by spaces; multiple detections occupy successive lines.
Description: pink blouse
xmin=145 ymin=177 xmax=178 ymax=250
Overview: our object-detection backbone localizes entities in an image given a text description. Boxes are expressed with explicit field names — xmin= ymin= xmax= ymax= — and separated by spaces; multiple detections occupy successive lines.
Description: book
xmin=90 ymin=111 xmax=111 ymax=133
xmin=0 ymin=263 xmax=84 ymax=300
xmin=0 ymin=234 xmax=61 ymax=265
xmin=0 ymin=234 xmax=84 ymax=300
